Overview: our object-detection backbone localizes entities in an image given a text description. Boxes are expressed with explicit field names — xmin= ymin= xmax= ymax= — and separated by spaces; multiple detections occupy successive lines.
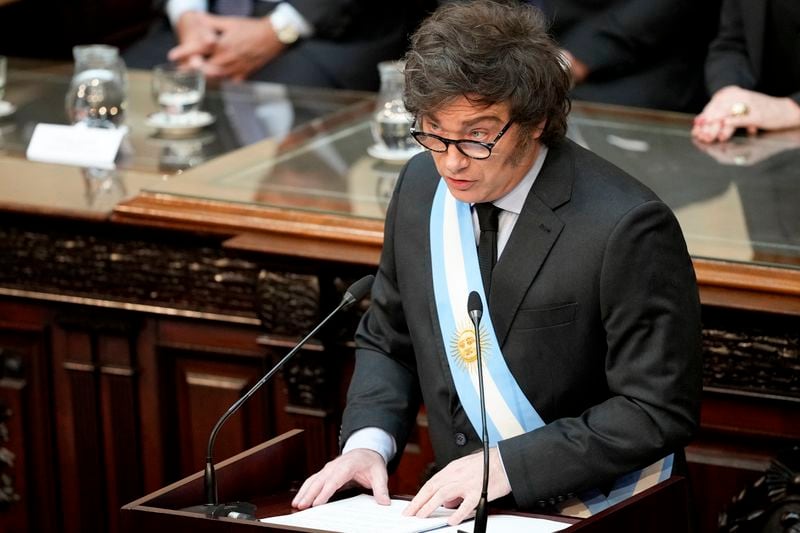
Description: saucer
xmin=145 ymin=110 xmax=215 ymax=136
xmin=367 ymin=143 xmax=423 ymax=162
xmin=0 ymin=101 xmax=17 ymax=119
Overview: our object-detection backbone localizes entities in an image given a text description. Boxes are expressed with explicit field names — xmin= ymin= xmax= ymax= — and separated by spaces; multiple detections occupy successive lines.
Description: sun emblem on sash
xmin=450 ymin=320 xmax=490 ymax=372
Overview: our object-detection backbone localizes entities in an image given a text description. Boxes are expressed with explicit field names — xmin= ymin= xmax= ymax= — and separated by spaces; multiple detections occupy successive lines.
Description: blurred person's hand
xmin=169 ymin=11 xmax=219 ymax=70
xmin=201 ymin=16 xmax=288 ymax=81
xmin=560 ymin=49 xmax=589 ymax=85
xmin=692 ymin=86 xmax=800 ymax=143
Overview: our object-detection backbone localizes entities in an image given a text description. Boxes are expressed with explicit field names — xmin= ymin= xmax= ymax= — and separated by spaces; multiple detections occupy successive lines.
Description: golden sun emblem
xmin=450 ymin=320 xmax=490 ymax=372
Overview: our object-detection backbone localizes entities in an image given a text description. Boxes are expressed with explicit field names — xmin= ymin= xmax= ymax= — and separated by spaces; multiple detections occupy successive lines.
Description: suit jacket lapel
xmin=490 ymin=140 xmax=574 ymax=347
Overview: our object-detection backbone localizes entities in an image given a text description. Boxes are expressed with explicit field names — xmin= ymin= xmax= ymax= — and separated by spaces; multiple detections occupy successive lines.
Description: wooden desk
xmin=0 ymin=59 xmax=797 ymax=533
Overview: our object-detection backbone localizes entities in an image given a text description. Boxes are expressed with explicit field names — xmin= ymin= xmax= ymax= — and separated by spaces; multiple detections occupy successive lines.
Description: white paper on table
xmin=26 ymin=123 xmax=127 ymax=170
xmin=260 ymin=494 xmax=456 ymax=533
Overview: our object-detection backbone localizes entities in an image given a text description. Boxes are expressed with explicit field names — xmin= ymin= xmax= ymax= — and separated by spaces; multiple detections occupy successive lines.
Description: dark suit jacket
xmin=259 ymin=0 xmax=432 ymax=90
xmin=549 ymin=0 xmax=720 ymax=112
xmin=705 ymin=0 xmax=800 ymax=105
xmin=341 ymin=139 xmax=703 ymax=508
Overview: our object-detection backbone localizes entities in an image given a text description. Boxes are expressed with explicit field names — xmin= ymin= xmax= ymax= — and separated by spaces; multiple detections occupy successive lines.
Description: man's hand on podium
xmin=292 ymin=448 xmax=390 ymax=510
xmin=403 ymin=448 xmax=511 ymax=527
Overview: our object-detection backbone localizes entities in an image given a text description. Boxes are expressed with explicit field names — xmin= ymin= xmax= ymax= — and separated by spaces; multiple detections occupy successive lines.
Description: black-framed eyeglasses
xmin=410 ymin=119 xmax=514 ymax=160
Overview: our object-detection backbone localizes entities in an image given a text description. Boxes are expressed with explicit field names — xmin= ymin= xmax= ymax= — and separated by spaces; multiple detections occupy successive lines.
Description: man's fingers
xmin=311 ymin=476 xmax=346 ymax=507
xmin=368 ymin=465 xmax=391 ymax=505
xmin=292 ymin=473 xmax=323 ymax=509
xmin=403 ymin=481 xmax=435 ymax=516
xmin=447 ymin=496 xmax=478 ymax=526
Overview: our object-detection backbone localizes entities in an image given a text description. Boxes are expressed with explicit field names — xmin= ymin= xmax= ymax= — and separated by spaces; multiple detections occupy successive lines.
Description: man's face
xmin=420 ymin=96 xmax=542 ymax=204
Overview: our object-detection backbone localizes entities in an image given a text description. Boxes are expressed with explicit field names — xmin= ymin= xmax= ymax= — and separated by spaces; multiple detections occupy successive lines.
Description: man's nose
xmin=443 ymin=143 xmax=470 ymax=172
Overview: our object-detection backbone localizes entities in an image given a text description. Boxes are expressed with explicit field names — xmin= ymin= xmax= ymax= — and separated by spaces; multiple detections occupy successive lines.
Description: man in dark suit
xmin=124 ymin=0 xmax=433 ymax=91
xmin=293 ymin=1 xmax=702 ymax=527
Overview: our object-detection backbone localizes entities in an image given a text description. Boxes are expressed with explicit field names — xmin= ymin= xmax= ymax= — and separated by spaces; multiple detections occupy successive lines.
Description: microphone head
xmin=342 ymin=275 xmax=375 ymax=308
xmin=468 ymin=291 xmax=483 ymax=316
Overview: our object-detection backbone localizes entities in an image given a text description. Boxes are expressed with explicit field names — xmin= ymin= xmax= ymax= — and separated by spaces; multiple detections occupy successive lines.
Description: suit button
xmin=454 ymin=433 xmax=467 ymax=446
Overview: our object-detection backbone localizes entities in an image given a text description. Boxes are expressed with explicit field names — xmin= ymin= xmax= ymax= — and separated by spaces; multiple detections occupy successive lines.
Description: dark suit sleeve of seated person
xmin=340 ymin=139 xmax=702 ymax=508
xmin=284 ymin=0 xmax=433 ymax=41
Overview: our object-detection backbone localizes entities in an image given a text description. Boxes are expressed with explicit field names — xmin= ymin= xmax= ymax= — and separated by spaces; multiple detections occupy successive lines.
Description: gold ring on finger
xmin=730 ymin=102 xmax=749 ymax=117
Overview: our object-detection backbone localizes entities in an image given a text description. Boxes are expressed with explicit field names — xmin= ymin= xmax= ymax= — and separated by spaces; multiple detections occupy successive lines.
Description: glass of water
xmin=151 ymin=63 xmax=205 ymax=118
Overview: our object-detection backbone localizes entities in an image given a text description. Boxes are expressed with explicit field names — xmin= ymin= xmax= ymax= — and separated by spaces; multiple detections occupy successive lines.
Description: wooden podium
xmin=121 ymin=429 xmax=692 ymax=532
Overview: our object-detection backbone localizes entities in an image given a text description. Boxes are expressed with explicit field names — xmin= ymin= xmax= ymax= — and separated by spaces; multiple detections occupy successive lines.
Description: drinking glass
xmin=151 ymin=63 xmax=205 ymax=117
xmin=65 ymin=45 xmax=128 ymax=128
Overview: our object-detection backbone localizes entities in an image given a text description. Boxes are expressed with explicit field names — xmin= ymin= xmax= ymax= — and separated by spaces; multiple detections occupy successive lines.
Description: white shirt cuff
xmin=342 ymin=427 xmax=397 ymax=465
xmin=268 ymin=2 xmax=314 ymax=38
xmin=166 ymin=0 xmax=208 ymax=26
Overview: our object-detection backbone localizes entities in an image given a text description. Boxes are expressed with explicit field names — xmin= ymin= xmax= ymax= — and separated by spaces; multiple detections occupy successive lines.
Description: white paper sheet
xmin=260 ymin=494 xmax=454 ymax=533
xmin=261 ymin=494 xmax=572 ymax=533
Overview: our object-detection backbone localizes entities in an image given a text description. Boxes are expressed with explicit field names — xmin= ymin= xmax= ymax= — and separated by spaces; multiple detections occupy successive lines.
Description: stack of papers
xmin=260 ymin=494 xmax=571 ymax=533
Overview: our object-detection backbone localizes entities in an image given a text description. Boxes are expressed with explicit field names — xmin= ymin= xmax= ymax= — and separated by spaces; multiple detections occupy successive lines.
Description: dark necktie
xmin=475 ymin=203 xmax=501 ymax=297
xmin=215 ymin=0 xmax=254 ymax=16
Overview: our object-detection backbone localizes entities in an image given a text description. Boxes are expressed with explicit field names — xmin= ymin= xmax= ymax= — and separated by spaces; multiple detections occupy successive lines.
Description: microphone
xmin=184 ymin=274 xmax=375 ymax=519
xmin=468 ymin=291 xmax=489 ymax=533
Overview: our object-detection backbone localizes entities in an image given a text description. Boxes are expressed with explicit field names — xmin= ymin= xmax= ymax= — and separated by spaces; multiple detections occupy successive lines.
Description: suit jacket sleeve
xmin=498 ymin=200 xmax=703 ymax=507
xmin=289 ymin=0 xmax=362 ymax=39
xmin=339 ymin=165 xmax=422 ymax=468
xmin=705 ymin=0 xmax=758 ymax=94
xmin=558 ymin=0 xmax=700 ymax=77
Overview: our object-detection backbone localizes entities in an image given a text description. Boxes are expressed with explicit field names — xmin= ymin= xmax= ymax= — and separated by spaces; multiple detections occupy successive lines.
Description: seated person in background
xmin=692 ymin=0 xmax=800 ymax=143
xmin=292 ymin=1 xmax=702 ymax=527
xmin=538 ymin=0 xmax=720 ymax=112
xmin=123 ymin=0 xmax=434 ymax=91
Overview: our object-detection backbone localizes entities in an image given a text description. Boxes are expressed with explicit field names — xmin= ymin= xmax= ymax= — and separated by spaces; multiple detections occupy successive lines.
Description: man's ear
xmin=533 ymin=119 xmax=546 ymax=140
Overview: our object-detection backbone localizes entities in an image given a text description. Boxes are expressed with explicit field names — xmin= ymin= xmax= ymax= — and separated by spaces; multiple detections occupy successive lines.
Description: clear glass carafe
xmin=370 ymin=61 xmax=416 ymax=152
xmin=65 ymin=44 xmax=128 ymax=128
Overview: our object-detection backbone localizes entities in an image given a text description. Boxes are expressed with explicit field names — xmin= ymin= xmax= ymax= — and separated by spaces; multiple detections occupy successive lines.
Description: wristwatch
xmin=269 ymin=13 xmax=301 ymax=45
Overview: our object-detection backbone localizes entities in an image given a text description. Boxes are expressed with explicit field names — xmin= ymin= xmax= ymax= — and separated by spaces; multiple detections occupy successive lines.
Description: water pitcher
xmin=371 ymin=61 xmax=416 ymax=152
xmin=65 ymin=44 xmax=128 ymax=128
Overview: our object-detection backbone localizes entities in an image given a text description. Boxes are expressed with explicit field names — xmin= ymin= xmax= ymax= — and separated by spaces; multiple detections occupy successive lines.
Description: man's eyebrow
xmin=425 ymin=113 xmax=504 ymax=128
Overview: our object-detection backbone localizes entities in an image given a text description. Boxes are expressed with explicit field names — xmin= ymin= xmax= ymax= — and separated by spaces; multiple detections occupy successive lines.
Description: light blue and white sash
xmin=428 ymin=179 xmax=672 ymax=518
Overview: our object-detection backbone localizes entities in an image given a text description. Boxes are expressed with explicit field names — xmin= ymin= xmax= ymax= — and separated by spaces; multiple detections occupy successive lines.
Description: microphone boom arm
xmin=202 ymin=274 xmax=374 ymax=510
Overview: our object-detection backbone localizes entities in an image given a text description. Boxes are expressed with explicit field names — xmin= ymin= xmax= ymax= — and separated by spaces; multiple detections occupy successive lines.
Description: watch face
xmin=276 ymin=24 xmax=299 ymax=44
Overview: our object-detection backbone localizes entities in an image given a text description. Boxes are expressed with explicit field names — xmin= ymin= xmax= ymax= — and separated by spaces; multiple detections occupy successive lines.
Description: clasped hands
xmin=169 ymin=11 xmax=287 ymax=81
xmin=692 ymin=86 xmax=800 ymax=143
xmin=292 ymin=447 xmax=512 ymax=527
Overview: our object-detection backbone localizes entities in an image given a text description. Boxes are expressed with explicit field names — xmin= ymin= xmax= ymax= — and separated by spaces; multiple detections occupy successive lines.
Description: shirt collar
xmin=491 ymin=145 xmax=548 ymax=215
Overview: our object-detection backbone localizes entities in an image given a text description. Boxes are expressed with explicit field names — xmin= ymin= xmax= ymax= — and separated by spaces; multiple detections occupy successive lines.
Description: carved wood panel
xmin=51 ymin=312 xmax=144 ymax=533
xmin=156 ymin=321 xmax=274 ymax=481
xmin=0 ymin=301 xmax=58 ymax=533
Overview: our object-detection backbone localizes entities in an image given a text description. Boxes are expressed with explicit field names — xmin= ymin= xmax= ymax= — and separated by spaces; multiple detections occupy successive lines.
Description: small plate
xmin=145 ymin=110 xmax=215 ymax=136
xmin=367 ymin=143 xmax=423 ymax=162
xmin=0 ymin=101 xmax=17 ymax=119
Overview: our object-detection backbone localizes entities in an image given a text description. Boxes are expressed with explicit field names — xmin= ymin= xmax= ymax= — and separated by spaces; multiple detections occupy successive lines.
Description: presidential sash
xmin=428 ymin=179 xmax=672 ymax=518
